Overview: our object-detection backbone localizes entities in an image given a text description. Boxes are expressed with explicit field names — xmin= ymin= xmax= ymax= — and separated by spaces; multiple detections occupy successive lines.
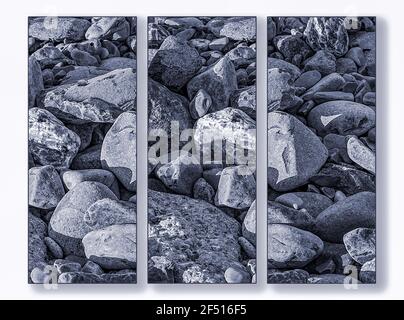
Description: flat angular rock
xmin=267 ymin=58 xmax=301 ymax=81
xmin=101 ymin=111 xmax=137 ymax=191
xmin=268 ymin=224 xmax=323 ymax=268
xmin=301 ymin=73 xmax=345 ymax=100
xmin=148 ymin=190 xmax=241 ymax=283
xmin=267 ymin=269 xmax=309 ymax=284
xmin=303 ymin=50 xmax=336 ymax=76
xmin=29 ymin=17 xmax=91 ymax=41
xmin=312 ymin=91 xmax=354 ymax=103
xmin=43 ymin=68 xmax=136 ymax=123
xmin=49 ymin=181 xmax=117 ymax=256
xmin=294 ymin=70 xmax=321 ymax=89
xmin=347 ymin=136 xmax=375 ymax=174
xmin=304 ymin=17 xmax=349 ymax=57
xmin=308 ymin=100 xmax=375 ymax=137
xmin=275 ymin=192 xmax=333 ymax=218
xmin=343 ymin=228 xmax=376 ymax=265
xmin=267 ymin=112 xmax=328 ymax=191
xmin=217 ymin=17 xmax=256 ymax=41
xmin=28 ymin=56 xmax=44 ymax=108
xmin=267 ymin=201 xmax=314 ymax=231
xmin=267 ymin=68 xmax=301 ymax=111
xmin=84 ymin=198 xmax=136 ymax=230
xmin=216 ymin=165 xmax=256 ymax=210
xmin=187 ymin=57 xmax=237 ymax=112
xmin=149 ymin=36 xmax=202 ymax=90
xmin=148 ymin=79 xmax=193 ymax=136
xmin=310 ymin=163 xmax=375 ymax=195
xmin=83 ymin=224 xmax=136 ymax=270
xmin=315 ymin=191 xmax=376 ymax=243
xmin=61 ymin=169 xmax=120 ymax=197
xmin=29 ymin=165 xmax=65 ymax=209
xmin=156 ymin=153 xmax=202 ymax=196
xmin=29 ymin=108 xmax=81 ymax=168
xmin=85 ymin=17 xmax=130 ymax=40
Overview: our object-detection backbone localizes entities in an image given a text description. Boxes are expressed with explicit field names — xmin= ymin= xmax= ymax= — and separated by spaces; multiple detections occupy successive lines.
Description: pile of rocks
xmin=147 ymin=17 xmax=257 ymax=283
xmin=28 ymin=17 xmax=137 ymax=283
xmin=267 ymin=17 xmax=376 ymax=284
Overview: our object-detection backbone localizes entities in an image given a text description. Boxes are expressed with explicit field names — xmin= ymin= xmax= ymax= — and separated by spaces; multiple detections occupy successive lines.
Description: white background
xmin=0 ymin=0 xmax=400 ymax=300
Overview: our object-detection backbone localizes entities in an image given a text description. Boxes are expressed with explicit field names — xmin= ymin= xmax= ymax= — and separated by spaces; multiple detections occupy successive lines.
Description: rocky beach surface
xmin=28 ymin=16 xmax=137 ymax=284
xmin=267 ymin=17 xmax=376 ymax=284
xmin=147 ymin=16 xmax=257 ymax=284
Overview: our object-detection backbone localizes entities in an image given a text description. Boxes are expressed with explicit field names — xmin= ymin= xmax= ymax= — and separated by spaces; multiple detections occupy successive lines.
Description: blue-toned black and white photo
xmin=267 ymin=17 xmax=376 ymax=284
xmin=28 ymin=16 xmax=137 ymax=284
xmin=147 ymin=16 xmax=257 ymax=284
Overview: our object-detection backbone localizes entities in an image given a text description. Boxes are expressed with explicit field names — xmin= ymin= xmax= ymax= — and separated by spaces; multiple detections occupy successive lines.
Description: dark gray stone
xmin=267 ymin=269 xmax=309 ymax=284
xmin=303 ymin=50 xmax=336 ymax=76
xmin=149 ymin=36 xmax=202 ymax=90
xmin=307 ymin=101 xmax=375 ymax=137
xmin=315 ymin=192 xmax=376 ymax=243
xmin=156 ymin=153 xmax=202 ymax=196
xmin=29 ymin=165 xmax=65 ymax=209
xmin=275 ymin=192 xmax=333 ymax=218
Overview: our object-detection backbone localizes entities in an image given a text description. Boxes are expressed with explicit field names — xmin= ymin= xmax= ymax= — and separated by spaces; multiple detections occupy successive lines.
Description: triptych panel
xmin=27 ymin=15 xmax=376 ymax=285
xmin=28 ymin=16 xmax=137 ymax=283
xmin=147 ymin=16 xmax=257 ymax=284
xmin=267 ymin=17 xmax=376 ymax=284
